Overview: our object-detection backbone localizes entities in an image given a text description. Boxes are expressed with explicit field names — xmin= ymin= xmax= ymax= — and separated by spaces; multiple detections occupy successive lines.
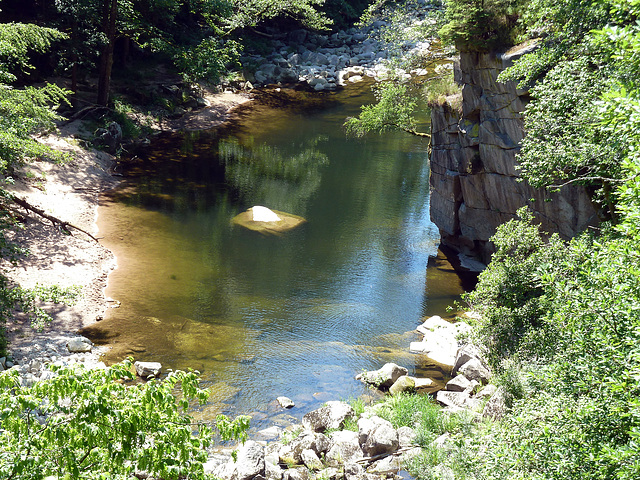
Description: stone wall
xmin=429 ymin=46 xmax=599 ymax=264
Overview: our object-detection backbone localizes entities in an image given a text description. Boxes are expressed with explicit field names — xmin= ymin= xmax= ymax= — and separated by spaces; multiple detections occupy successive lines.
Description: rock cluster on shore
xmin=206 ymin=400 xmax=422 ymax=480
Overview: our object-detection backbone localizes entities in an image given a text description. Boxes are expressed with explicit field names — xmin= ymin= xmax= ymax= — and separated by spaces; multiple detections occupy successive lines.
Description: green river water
xmin=90 ymin=81 xmax=472 ymax=430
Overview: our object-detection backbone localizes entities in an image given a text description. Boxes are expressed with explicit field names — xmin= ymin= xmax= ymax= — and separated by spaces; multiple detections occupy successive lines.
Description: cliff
xmin=429 ymin=45 xmax=599 ymax=264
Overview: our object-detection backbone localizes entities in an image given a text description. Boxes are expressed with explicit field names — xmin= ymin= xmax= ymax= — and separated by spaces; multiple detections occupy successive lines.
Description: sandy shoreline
xmin=4 ymin=91 xmax=251 ymax=366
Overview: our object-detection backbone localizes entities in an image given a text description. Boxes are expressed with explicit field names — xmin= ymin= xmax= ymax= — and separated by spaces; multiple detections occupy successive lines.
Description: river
xmin=91 ymin=81 xmax=471 ymax=430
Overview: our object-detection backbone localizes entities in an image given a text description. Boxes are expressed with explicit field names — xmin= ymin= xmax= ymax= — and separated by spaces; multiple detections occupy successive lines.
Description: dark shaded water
xmin=89 ymin=82 xmax=471 ymax=430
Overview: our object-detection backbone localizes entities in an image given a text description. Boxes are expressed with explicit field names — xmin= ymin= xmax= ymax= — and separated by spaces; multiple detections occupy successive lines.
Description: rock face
xmin=429 ymin=46 xmax=599 ymax=263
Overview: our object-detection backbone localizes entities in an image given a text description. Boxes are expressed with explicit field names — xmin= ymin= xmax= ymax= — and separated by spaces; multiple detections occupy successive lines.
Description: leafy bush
xmin=463 ymin=207 xmax=565 ymax=368
xmin=0 ymin=360 xmax=249 ymax=479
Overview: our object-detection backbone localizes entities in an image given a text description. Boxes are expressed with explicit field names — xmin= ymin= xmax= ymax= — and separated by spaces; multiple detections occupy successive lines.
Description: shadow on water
xmin=87 ymin=82 xmax=476 ymax=430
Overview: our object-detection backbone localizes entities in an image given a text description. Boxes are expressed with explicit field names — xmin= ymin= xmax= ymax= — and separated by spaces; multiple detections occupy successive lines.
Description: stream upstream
xmin=91 ymin=81 xmax=472 ymax=431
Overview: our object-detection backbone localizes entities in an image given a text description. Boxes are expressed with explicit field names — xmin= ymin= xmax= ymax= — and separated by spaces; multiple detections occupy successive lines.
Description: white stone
xmin=251 ymin=206 xmax=281 ymax=222
xmin=66 ymin=337 xmax=92 ymax=353
xmin=277 ymin=396 xmax=295 ymax=408
xmin=134 ymin=361 xmax=162 ymax=378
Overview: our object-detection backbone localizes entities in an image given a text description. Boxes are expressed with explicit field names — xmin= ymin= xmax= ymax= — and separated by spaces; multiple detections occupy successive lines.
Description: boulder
xmin=436 ymin=390 xmax=471 ymax=409
xmin=483 ymin=386 xmax=508 ymax=420
xmin=445 ymin=374 xmax=472 ymax=392
xmin=302 ymin=401 xmax=355 ymax=433
xmin=265 ymin=444 xmax=283 ymax=480
xmin=283 ymin=431 xmax=332 ymax=464
xmin=452 ymin=344 xmax=486 ymax=376
xmin=325 ymin=430 xmax=363 ymax=466
xmin=356 ymin=363 xmax=408 ymax=389
xmin=134 ymin=361 xmax=162 ymax=378
xmin=283 ymin=467 xmax=310 ymax=480
xmin=277 ymin=396 xmax=295 ymax=409
xmin=300 ymin=449 xmax=323 ymax=470
xmin=358 ymin=416 xmax=399 ymax=457
xmin=397 ymin=426 xmax=417 ymax=447
xmin=476 ymin=384 xmax=498 ymax=399
xmin=412 ymin=376 xmax=435 ymax=392
xmin=458 ymin=358 xmax=491 ymax=384
xmin=416 ymin=315 xmax=452 ymax=335
xmin=389 ymin=375 xmax=415 ymax=395
xmin=232 ymin=207 xmax=306 ymax=235
xmin=368 ymin=455 xmax=401 ymax=475
xmin=67 ymin=337 xmax=92 ymax=353
xmin=233 ymin=440 xmax=265 ymax=480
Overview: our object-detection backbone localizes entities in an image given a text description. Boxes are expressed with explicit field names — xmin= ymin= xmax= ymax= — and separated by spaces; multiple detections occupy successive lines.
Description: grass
xmin=424 ymin=72 xmax=462 ymax=111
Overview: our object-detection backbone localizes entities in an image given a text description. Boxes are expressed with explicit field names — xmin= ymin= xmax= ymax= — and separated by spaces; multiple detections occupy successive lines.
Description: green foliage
xmin=375 ymin=393 xmax=470 ymax=446
xmin=361 ymin=0 xmax=446 ymax=67
xmin=516 ymin=58 xmax=622 ymax=194
xmin=0 ymin=360 xmax=249 ymax=479
xmin=0 ymin=22 xmax=76 ymax=356
xmin=424 ymin=69 xmax=461 ymax=107
xmin=464 ymin=207 xmax=564 ymax=367
xmin=439 ymin=0 xmax=525 ymax=52
xmin=344 ymin=82 xmax=427 ymax=137
xmin=321 ymin=0 xmax=374 ymax=30
xmin=0 ymin=23 xmax=70 ymax=169
xmin=0 ymin=23 xmax=67 ymax=82
xmin=175 ymin=38 xmax=242 ymax=84
xmin=223 ymin=0 xmax=333 ymax=31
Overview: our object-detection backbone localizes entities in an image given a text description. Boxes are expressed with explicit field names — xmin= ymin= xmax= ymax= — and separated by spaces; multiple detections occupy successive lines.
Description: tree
xmin=344 ymin=82 xmax=431 ymax=138
xmin=438 ymin=0 xmax=525 ymax=52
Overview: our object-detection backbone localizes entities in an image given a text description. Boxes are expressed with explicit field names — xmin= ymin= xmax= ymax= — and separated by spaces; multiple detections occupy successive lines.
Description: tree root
xmin=11 ymin=196 xmax=100 ymax=242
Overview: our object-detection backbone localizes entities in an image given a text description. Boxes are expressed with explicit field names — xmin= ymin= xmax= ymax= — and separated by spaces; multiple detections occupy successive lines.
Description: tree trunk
xmin=96 ymin=0 xmax=117 ymax=106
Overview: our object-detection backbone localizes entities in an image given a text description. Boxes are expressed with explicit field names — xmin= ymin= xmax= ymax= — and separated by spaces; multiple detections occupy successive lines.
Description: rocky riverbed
xmin=230 ymin=0 xmax=446 ymax=92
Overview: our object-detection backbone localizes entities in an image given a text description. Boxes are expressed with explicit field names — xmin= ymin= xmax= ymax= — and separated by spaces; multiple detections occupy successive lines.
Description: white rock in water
xmin=251 ymin=206 xmax=281 ymax=222
xmin=277 ymin=396 xmax=295 ymax=408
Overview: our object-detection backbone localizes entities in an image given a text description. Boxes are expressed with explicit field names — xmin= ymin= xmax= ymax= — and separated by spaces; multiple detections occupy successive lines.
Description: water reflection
xmin=90 ymin=84 xmax=471 ymax=429
xmin=219 ymin=136 xmax=329 ymax=214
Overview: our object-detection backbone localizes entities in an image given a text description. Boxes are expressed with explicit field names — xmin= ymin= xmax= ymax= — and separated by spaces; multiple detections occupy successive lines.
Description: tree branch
xmin=11 ymin=196 xmax=100 ymax=242
xmin=549 ymin=175 xmax=632 ymax=189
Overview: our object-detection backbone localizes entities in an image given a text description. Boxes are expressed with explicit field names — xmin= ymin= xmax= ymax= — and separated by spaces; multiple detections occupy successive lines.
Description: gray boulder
xmin=476 ymin=384 xmax=498 ymax=399
xmin=300 ymin=449 xmax=323 ymax=470
xmin=302 ymin=401 xmax=355 ymax=433
xmin=397 ymin=426 xmax=417 ymax=447
xmin=483 ymin=386 xmax=508 ymax=420
xmin=325 ymin=430 xmax=363 ymax=466
xmin=233 ymin=440 xmax=265 ymax=480
xmin=283 ymin=467 xmax=310 ymax=480
xmin=134 ymin=361 xmax=162 ymax=378
xmin=357 ymin=416 xmax=399 ymax=457
xmin=436 ymin=390 xmax=471 ymax=409
xmin=389 ymin=375 xmax=415 ymax=395
xmin=356 ymin=363 xmax=408 ymax=389
xmin=445 ymin=374 xmax=472 ymax=392
xmin=452 ymin=344 xmax=486 ymax=375
xmin=459 ymin=358 xmax=491 ymax=384
xmin=277 ymin=396 xmax=295 ymax=409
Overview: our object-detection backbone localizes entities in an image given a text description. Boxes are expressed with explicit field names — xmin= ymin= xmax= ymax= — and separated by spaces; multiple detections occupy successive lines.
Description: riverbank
xmin=2 ymin=91 xmax=251 ymax=371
